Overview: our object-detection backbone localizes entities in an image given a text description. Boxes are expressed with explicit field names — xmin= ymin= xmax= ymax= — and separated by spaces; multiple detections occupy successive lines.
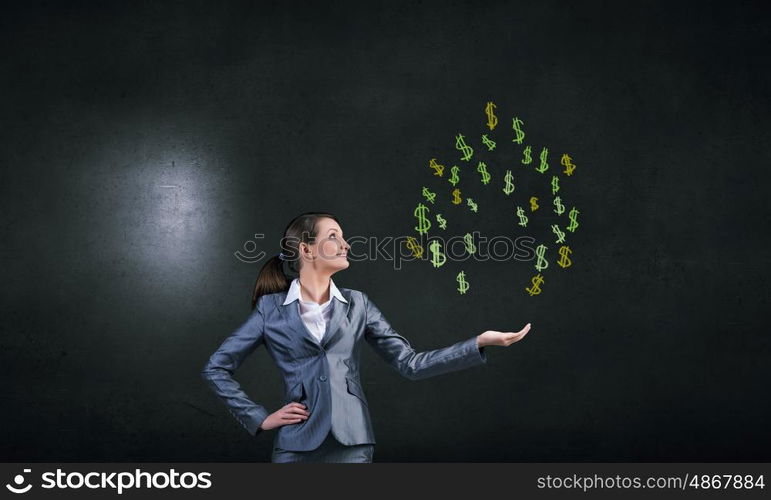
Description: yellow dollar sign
xmin=557 ymin=245 xmax=572 ymax=268
xmin=525 ymin=273 xmax=545 ymax=296
xmin=405 ymin=236 xmax=424 ymax=259
xmin=485 ymin=102 xmax=498 ymax=131
xmin=560 ymin=153 xmax=576 ymax=176
xmin=429 ymin=158 xmax=444 ymax=177
xmin=451 ymin=188 xmax=462 ymax=205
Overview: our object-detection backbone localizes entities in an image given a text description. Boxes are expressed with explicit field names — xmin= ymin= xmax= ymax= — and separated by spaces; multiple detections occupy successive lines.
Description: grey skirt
xmin=271 ymin=431 xmax=374 ymax=463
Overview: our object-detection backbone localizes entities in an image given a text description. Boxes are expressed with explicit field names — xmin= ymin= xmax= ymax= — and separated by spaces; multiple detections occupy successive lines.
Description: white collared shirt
xmin=282 ymin=278 xmax=348 ymax=343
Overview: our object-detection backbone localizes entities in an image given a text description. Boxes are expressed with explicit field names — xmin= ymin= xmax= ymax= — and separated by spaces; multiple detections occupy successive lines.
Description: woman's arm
xmin=363 ymin=293 xmax=488 ymax=380
xmin=200 ymin=304 xmax=270 ymax=437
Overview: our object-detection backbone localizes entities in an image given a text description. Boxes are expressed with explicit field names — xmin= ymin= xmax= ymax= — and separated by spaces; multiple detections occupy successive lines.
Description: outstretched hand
xmin=477 ymin=323 xmax=531 ymax=347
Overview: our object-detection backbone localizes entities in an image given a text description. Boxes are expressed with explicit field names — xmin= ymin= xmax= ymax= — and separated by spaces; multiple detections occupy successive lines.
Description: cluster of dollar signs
xmin=407 ymin=101 xmax=580 ymax=296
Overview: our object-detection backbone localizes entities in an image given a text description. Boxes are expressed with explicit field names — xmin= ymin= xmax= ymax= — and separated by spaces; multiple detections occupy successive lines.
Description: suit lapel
xmin=320 ymin=290 xmax=351 ymax=348
xmin=278 ymin=288 xmax=352 ymax=349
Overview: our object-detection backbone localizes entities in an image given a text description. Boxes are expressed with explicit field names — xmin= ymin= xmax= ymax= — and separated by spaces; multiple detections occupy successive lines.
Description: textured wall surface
xmin=1 ymin=0 xmax=769 ymax=462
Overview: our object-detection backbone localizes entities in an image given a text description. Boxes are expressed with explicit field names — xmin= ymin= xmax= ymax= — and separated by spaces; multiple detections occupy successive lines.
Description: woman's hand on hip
xmin=259 ymin=403 xmax=310 ymax=431
xmin=477 ymin=323 xmax=531 ymax=348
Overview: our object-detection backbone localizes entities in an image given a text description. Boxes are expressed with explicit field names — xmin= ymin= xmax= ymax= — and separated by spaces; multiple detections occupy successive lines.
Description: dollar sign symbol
xmin=421 ymin=186 xmax=436 ymax=204
xmin=436 ymin=214 xmax=447 ymax=230
xmin=463 ymin=233 xmax=476 ymax=255
xmin=536 ymin=147 xmax=549 ymax=173
xmin=485 ymin=102 xmax=498 ymax=131
xmin=455 ymin=133 xmax=474 ymax=161
xmin=557 ymin=245 xmax=572 ymax=268
xmin=516 ymin=206 xmax=528 ymax=227
xmin=512 ymin=117 xmax=525 ymax=144
xmin=451 ymin=188 xmax=462 ymax=205
xmin=413 ymin=203 xmax=431 ymax=235
xmin=551 ymin=175 xmax=560 ymax=195
xmin=429 ymin=240 xmax=446 ymax=268
xmin=551 ymin=224 xmax=566 ymax=244
xmin=405 ymin=236 xmax=424 ymax=258
xmin=525 ymin=273 xmax=545 ymax=296
xmin=521 ymin=145 xmax=532 ymax=165
xmin=449 ymin=166 xmax=460 ymax=186
xmin=553 ymin=196 xmax=565 ymax=215
xmin=530 ymin=197 xmax=539 ymax=211
xmin=429 ymin=158 xmax=444 ymax=177
xmin=466 ymin=198 xmax=478 ymax=212
xmin=477 ymin=161 xmax=491 ymax=185
xmin=502 ymin=170 xmax=515 ymax=195
xmin=535 ymin=244 xmax=549 ymax=272
xmin=456 ymin=270 xmax=470 ymax=294
xmin=560 ymin=154 xmax=576 ymax=176
xmin=481 ymin=134 xmax=496 ymax=151
xmin=567 ymin=207 xmax=580 ymax=232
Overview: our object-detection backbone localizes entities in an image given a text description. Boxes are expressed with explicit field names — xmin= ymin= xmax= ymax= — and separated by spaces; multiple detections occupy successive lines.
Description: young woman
xmin=201 ymin=211 xmax=532 ymax=463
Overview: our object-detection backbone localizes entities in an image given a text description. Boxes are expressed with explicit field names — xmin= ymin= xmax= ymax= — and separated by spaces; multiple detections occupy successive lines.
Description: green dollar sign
xmin=456 ymin=270 xmax=470 ymax=294
xmin=477 ymin=161 xmax=491 ymax=185
xmin=521 ymin=145 xmax=532 ymax=164
xmin=481 ymin=134 xmax=496 ymax=151
xmin=551 ymin=175 xmax=559 ymax=195
xmin=421 ymin=186 xmax=436 ymax=204
xmin=502 ymin=170 xmax=515 ymax=195
xmin=553 ymin=196 xmax=565 ymax=215
xmin=455 ymin=133 xmax=474 ymax=161
xmin=436 ymin=214 xmax=447 ymax=230
xmin=512 ymin=117 xmax=525 ymax=144
xmin=429 ymin=240 xmax=446 ymax=268
xmin=448 ymin=166 xmax=460 ymax=186
xmin=414 ymin=203 xmax=431 ymax=235
xmin=551 ymin=224 xmax=566 ymax=244
xmin=567 ymin=207 xmax=580 ymax=232
xmin=516 ymin=206 xmax=528 ymax=227
xmin=535 ymin=244 xmax=549 ymax=271
xmin=463 ymin=233 xmax=476 ymax=255
xmin=536 ymin=147 xmax=549 ymax=173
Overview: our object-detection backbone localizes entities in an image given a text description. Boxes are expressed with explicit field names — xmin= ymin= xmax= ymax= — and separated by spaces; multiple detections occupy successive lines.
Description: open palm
xmin=478 ymin=323 xmax=532 ymax=347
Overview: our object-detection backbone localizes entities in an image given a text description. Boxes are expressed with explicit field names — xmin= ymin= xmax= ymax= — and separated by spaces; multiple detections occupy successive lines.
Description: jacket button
xmin=319 ymin=375 xmax=327 ymax=381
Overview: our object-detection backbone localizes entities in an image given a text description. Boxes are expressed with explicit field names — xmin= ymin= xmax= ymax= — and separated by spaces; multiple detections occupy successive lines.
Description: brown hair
xmin=250 ymin=211 xmax=341 ymax=310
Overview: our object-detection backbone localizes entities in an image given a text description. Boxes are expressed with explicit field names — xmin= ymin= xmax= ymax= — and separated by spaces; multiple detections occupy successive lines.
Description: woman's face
xmin=301 ymin=217 xmax=349 ymax=274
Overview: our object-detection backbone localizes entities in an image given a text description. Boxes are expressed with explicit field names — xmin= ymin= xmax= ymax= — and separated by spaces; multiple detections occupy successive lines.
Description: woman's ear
xmin=299 ymin=241 xmax=313 ymax=259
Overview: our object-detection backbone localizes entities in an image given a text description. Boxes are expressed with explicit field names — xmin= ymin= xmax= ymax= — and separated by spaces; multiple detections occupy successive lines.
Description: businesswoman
xmin=201 ymin=212 xmax=532 ymax=462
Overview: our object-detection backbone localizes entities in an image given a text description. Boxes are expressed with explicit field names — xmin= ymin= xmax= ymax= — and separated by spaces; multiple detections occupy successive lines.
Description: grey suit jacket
xmin=201 ymin=286 xmax=488 ymax=451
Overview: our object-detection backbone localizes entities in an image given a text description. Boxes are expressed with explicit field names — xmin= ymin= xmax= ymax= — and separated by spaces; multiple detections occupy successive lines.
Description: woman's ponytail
xmin=251 ymin=254 xmax=290 ymax=310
